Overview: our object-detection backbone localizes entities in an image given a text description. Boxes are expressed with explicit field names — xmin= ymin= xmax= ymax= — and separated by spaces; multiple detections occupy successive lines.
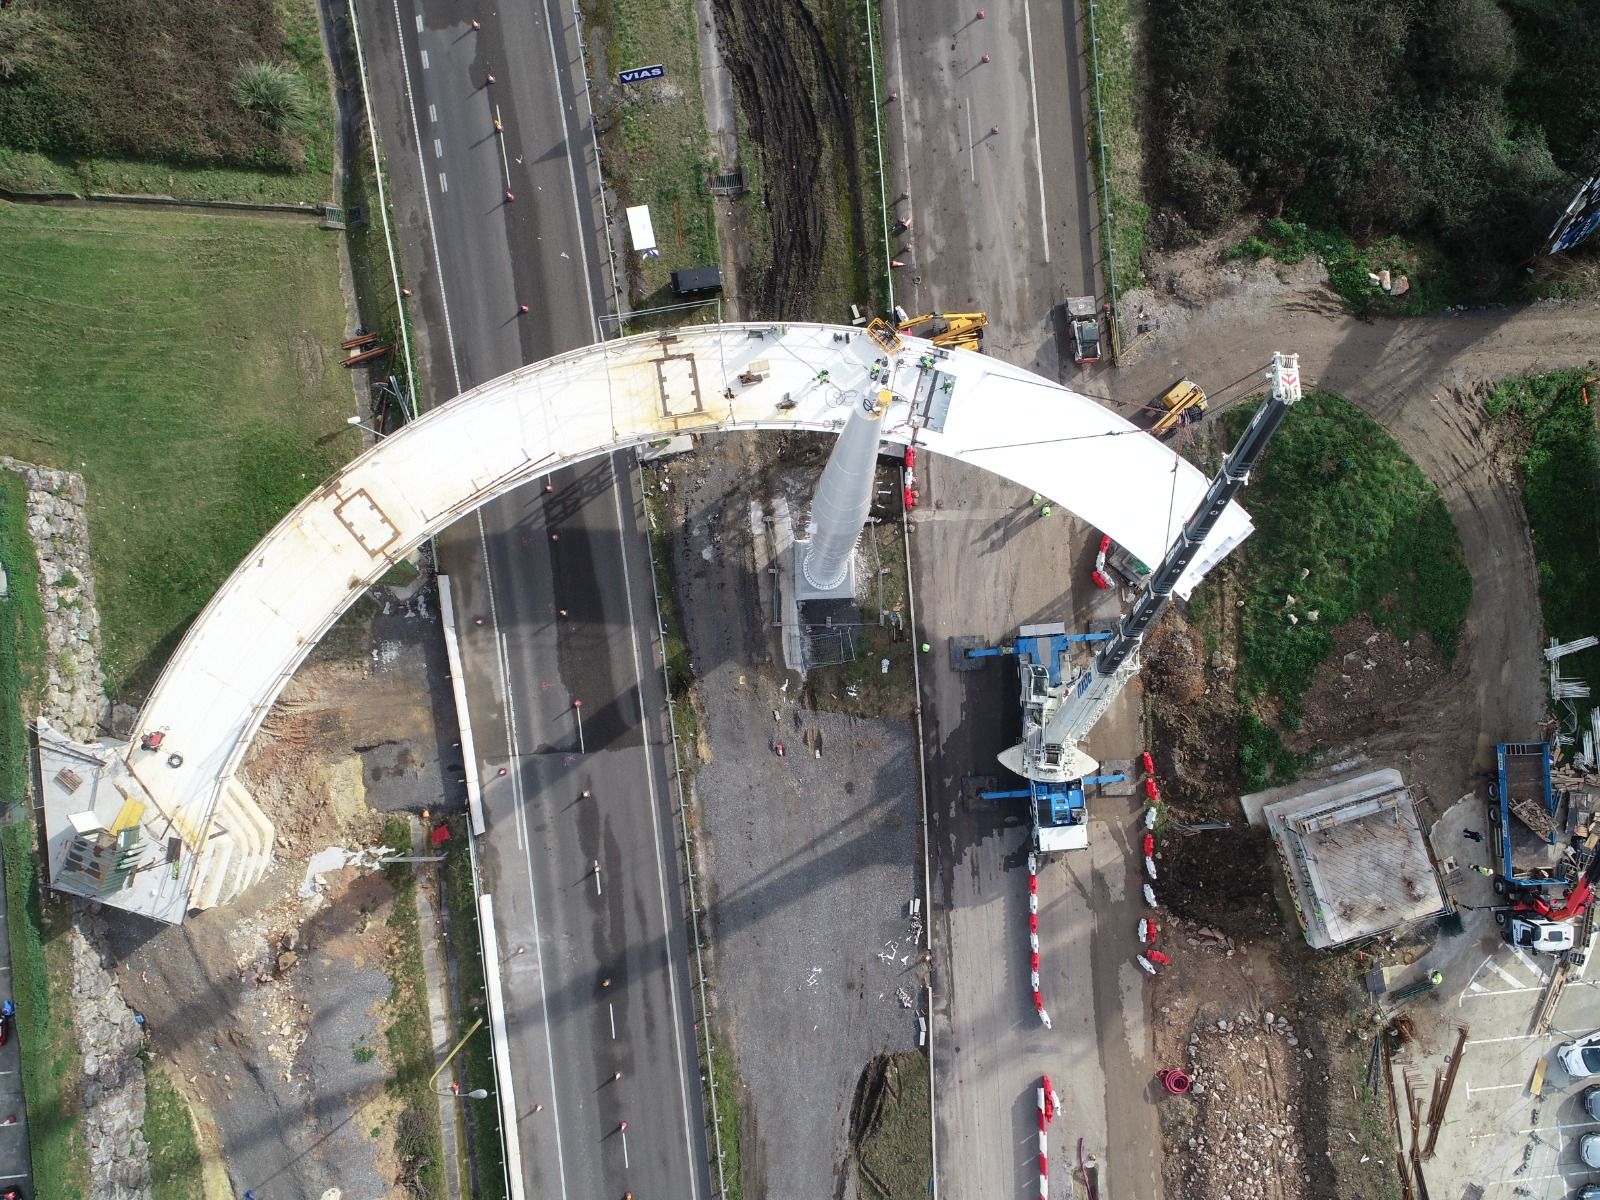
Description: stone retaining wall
xmin=1 ymin=460 xmax=152 ymax=1200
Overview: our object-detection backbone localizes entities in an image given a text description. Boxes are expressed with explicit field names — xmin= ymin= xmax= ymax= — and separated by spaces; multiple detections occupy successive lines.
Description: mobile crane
xmin=957 ymin=352 xmax=1303 ymax=854
xmin=1496 ymin=852 xmax=1600 ymax=956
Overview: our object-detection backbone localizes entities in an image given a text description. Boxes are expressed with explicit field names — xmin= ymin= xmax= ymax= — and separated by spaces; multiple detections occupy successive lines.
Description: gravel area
xmin=657 ymin=436 xmax=925 ymax=1199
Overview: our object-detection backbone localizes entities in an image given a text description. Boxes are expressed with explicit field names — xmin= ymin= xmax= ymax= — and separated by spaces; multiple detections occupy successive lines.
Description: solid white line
xmin=609 ymin=1002 xmax=616 ymax=1039
xmin=621 ymin=1130 xmax=630 ymax=1169
xmin=390 ymin=0 xmax=463 ymax=393
xmin=495 ymin=103 xmax=512 ymax=188
xmin=611 ymin=463 xmax=703 ymax=1198
xmin=538 ymin=3 xmax=599 ymax=339
xmin=1464 ymin=1081 xmax=1526 ymax=1096
xmin=1467 ymin=1032 xmax=1552 ymax=1045
xmin=965 ymin=98 xmax=975 ymax=185
xmin=1020 ymin=0 xmax=1051 ymax=263
xmin=1462 ymin=985 xmax=1542 ymax=998
xmin=481 ymin=518 xmax=574 ymax=1200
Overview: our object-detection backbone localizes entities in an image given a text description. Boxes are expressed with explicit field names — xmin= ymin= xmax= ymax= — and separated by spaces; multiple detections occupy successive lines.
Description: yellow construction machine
xmin=897 ymin=311 xmax=987 ymax=353
xmin=1150 ymin=379 xmax=1207 ymax=438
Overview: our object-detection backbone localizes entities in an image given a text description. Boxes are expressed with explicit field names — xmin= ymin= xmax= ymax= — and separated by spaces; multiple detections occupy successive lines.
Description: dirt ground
xmin=100 ymin=590 xmax=460 ymax=1199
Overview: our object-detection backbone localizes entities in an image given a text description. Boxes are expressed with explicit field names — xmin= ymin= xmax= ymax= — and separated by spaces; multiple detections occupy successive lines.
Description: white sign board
xmin=625 ymin=205 xmax=657 ymax=256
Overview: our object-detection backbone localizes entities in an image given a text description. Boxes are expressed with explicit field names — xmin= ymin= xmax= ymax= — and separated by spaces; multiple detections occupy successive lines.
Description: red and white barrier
xmin=1037 ymin=1074 xmax=1061 ymax=1199
xmin=1091 ymin=534 xmax=1112 ymax=589
xmin=1138 ymin=753 xmax=1169 ymax=971
xmin=1028 ymin=853 xmax=1051 ymax=1028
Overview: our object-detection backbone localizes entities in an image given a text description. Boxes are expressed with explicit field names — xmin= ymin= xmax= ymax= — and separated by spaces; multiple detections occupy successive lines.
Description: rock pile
xmin=0 ymin=458 xmax=107 ymax=741
xmin=1178 ymin=1010 xmax=1313 ymax=1200
xmin=3 ymin=459 xmax=151 ymax=1200
xmin=71 ymin=920 xmax=152 ymax=1200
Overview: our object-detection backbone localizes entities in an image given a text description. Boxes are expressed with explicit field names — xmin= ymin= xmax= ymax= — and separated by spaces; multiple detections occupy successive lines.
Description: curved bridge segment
xmin=46 ymin=322 xmax=1253 ymax=919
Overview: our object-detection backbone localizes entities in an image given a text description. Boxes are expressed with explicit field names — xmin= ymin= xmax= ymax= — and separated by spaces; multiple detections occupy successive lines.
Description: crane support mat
xmin=1095 ymin=762 xmax=1137 ymax=796
xmin=949 ymin=635 xmax=990 ymax=671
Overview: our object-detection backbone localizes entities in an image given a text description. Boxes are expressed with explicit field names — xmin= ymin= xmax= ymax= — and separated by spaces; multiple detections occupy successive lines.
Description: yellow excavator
xmin=897 ymin=311 xmax=988 ymax=353
xmin=1150 ymin=379 xmax=1207 ymax=438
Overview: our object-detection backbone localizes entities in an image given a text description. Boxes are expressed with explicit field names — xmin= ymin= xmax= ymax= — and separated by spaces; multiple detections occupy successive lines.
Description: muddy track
xmin=712 ymin=0 xmax=865 ymax=317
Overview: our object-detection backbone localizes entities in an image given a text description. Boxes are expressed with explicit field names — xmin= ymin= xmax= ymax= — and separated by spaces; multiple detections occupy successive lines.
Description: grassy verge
xmin=1222 ymin=217 xmax=1459 ymax=316
xmin=1485 ymin=370 xmax=1600 ymax=724
xmin=580 ymin=0 xmax=716 ymax=311
xmin=852 ymin=1052 xmax=931 ymax=1200
xmin=708 ymin=1047 xmax=745 ymax=1200
xmin=380 ymin=817 xmax=445 ymax=1200
xmin=1084 ymin=0 xmax=1148 ymax=298
xmin=144 ymin=1070 xmax=204 ymax=1200
xmin=1223 ymin=392 xmax=1471 ymax=788
xmin=441 ymin=823 xmax=506 ymax=1200
xmin=0 ymin=0 xmax=335 ymax=206
xmin=642 ymin=466 xmax=700 ymax=757
xmin=0 ymin=201 xmax=359 ymax=699
xmin=0 ymin=472 xmax=88 ymax=1200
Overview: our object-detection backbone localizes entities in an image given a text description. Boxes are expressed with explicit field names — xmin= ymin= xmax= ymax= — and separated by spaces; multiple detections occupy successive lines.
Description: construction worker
xmin=816 ymin=368 xmax=830 ymax=384
xmin=1030 ymin=493 xmax=1041 ymax=506
xmin=1041 ymin=505 xmax=1053 ymax=518
xmin=1469 ymin=863 xmax=1494 ymax=877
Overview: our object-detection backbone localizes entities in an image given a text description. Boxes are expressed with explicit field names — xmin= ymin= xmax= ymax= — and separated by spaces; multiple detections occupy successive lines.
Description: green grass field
xmin=1221 ymin=392 xmax=1472 ymax=787
xmin=1486 ymin=370 xmax=1600 ymax=722
xmin=0 ymin=201 xmax=360 ymax=699
xmin=1084 ymin=0 xmax=1148 ymax=298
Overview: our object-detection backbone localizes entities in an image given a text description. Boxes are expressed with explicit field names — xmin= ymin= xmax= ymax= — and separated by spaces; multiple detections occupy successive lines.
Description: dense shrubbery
xmin=0 ymin=0 xmax=321 ymax=170
xmin=1146 ymin=0 xmax=1598 ymax=288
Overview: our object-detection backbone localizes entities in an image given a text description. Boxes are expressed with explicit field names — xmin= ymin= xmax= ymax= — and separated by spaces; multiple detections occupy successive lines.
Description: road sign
xmin=618 ymin=64 xmax=665 ymax=85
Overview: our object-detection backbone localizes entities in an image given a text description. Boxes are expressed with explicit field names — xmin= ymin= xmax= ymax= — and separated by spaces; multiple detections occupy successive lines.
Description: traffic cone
xmin=505 ymin=190 xmax=515 ymax=202
xmin=486 ymin=72 xmax=496 ymax=84
xmin=981 ymin=54 xmax=991 ymax=63
xmin=471 ymin=18 xmax=480 ymax=29
xmin=519 ymin=304 xmax=530 ymax=314
xmin=891 ymin=259 xmax=906 ymax=268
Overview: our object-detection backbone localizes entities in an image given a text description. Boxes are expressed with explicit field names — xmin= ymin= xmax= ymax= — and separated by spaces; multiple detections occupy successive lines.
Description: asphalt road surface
xmin=354 ymin=1 xmax=709 ymax=1197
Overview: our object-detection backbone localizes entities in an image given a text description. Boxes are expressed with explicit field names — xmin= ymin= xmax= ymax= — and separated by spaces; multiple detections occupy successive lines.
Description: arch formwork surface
xmin=105 ymin=322 xmax=1252 ymax=908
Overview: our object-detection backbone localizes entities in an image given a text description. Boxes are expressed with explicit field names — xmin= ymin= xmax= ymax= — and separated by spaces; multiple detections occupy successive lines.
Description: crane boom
xmin=1015 ymin=353 xmax=1303 ymax=783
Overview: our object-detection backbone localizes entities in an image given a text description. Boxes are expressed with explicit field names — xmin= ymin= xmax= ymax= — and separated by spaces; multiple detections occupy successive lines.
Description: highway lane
xmin=352 ymin=1 xmax=709 ymax=1197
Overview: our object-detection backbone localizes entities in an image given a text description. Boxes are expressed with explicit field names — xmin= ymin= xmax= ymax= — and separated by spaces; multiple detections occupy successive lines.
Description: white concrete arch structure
xmin=37 ymin=322 xmax=1253 ymax=921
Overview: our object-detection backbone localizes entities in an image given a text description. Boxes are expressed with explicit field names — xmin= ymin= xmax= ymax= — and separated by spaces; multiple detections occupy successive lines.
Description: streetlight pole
xmin=346 ymin=415 xmax=385 ymax=437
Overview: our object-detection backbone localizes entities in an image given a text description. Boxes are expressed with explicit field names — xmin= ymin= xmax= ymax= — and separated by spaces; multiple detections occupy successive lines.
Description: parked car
xmin=1577 ymin=1185 xmax=1600 ymax=1199
xmin=1584 ymin=1083 xmax=1600 ymax=1120
xmin=1582 ymin=1132 xmax=1600 ymax=1169
xmin=1558 ymin=1030 xmax=1600 ymax=1078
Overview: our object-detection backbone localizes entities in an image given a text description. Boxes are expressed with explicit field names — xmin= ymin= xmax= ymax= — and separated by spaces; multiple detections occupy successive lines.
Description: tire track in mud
xmin=711 ymin=0 xmax=868 ymax=318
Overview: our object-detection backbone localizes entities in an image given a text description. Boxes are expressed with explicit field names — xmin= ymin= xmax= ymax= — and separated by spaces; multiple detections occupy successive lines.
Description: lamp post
xmin=438 ymin=1086 xmax=490 ymax=1100
xmin=346 ymin=415 xmax=384 ymax=437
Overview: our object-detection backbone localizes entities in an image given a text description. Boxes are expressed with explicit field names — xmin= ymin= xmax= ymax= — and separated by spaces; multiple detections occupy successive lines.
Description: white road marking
xmin=1020 ymin=0 xmax=1050 ymax=263
xmin=609 ymin=1002 xmax=616 ymax=1039
xmin=495 ymin=103 xmax=512 ymax=188
xmin=414 ymin=12 xmax=423 ymax=32
xmin=1510 ymin=945 xmax=1550 ymax=982
xmin=536 ymin=12 xmax=599 ymax=337
xmin=1486 ymin=960 xmax=1531 ymax=989
xmin=439 ymin=174 xmax=448 ymax=193
xmin=420 ymin=48 xmax=429 ymax=69
xmin=612 ymin=465 xmax=704 ymax=1199
xmin=1467 ymin=1032 xmax=1553 ymax=1045
xmin=429 ymin=103 xmax=437 ymax=123
xmin=434 ymin=138 xmax=442 ymax=158
xmin=390 ymin=0 xmax=462 ymax=391
xmin=965 ymin=97 xmax=975 ymax=184
xmin=1464 ymin=1081 xmax=1526 ymax=1097
xmin=1462 ymin=983 xmax=1542 ymax=998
